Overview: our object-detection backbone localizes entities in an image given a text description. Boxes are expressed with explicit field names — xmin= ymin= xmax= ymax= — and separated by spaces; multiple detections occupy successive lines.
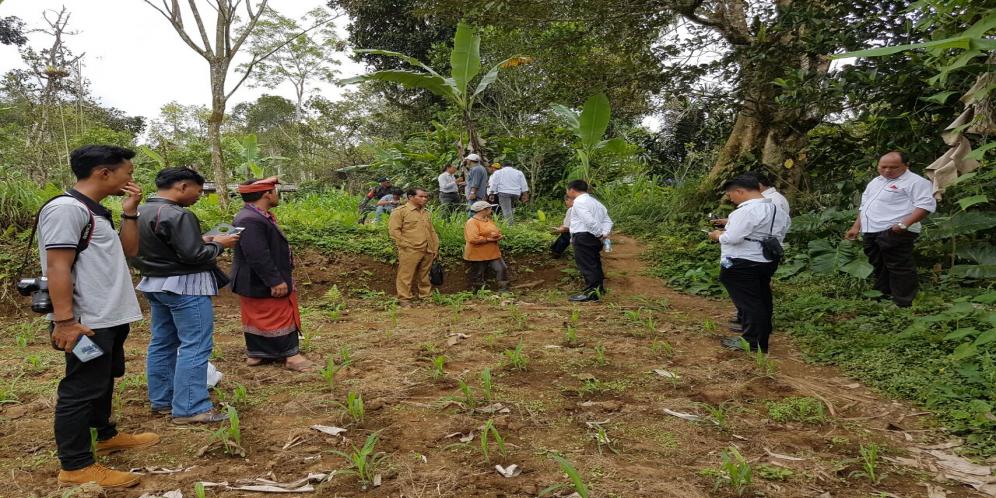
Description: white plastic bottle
xmin=603 ymin=238 xmax=612 ymax=252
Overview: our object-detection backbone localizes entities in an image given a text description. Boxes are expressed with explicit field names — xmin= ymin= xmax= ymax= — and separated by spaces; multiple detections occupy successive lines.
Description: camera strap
xmin=15 ymin=194 xmax=96 ymax=282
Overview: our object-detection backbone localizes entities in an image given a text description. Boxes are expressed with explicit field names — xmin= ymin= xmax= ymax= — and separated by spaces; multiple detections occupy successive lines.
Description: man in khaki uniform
xmin=388 ymin=188 xmax=440 ymax=305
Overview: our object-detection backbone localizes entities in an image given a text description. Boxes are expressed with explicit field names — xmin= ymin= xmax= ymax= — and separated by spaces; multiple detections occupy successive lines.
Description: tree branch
xmin=142 ymin=0 xmax=211 ymax=58
xmin=186 ymin=0 xmax=215 ymax=55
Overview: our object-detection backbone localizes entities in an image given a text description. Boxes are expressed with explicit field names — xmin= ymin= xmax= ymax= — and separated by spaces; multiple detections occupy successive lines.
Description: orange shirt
xmin=463 ymin=217 xmax=502 ymax=261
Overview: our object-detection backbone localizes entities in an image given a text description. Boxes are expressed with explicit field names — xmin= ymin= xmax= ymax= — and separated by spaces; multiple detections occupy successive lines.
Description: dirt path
xmin=0 ymin=237 xmax=985 ymax=497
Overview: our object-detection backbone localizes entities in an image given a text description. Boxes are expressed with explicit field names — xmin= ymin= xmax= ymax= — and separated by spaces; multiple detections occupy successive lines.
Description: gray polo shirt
xmin=38 ymin=196 xmax=142 ymax=329
xmin=465 ymin=164 xmax=488 ymax=201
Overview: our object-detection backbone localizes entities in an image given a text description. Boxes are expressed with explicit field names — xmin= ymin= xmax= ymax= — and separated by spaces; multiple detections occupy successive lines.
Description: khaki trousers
xmin=396 ymin=247 xmax=435 ymax=300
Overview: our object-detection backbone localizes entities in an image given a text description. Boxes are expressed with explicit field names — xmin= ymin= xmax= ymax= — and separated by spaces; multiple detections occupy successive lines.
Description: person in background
xmin=486 ymin=161 xmax=530 ymax=224
xmin=566 ymin=180 xmax=613 ymax=302
xmin=463 ymin=153 xmax=489 ymax=216
xmin=464 ymin=200 xmax=509 ymax=292
xmin=231 ymin=177 xmax=314 ymax=371
xmin=708 ymin=174 xmax=790 ymax=353
xmin=551 ymin=195 xmax=574 ymax=258
xmin=39 ymin=145 xmax=158 ymax=488
xmin=133 ymin=167 xmax=240 ymax=424
xmin=374 ymin=187 xmax=403 ymax=223
xmin=388 ymin=188 xmax=440 ymax=305
xmin=358 ymin=177 xmax=392 ymax=224
xmin=437 ymin=163 xmax=463 ymax=213
xmin=718 ymin=171 xmax=791 ymax=333
xmin=845 ymin=151 xmax=936 ymax=307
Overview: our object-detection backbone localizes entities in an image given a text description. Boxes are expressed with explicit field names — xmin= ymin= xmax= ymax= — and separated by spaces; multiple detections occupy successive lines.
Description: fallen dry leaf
xmin=495 ymin=464 xmax=521 ymax=477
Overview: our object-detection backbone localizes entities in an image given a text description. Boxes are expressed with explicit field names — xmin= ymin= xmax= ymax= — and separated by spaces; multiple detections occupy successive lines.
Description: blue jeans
xmin=144 ymin=292 xmax=215 ymax=417
xmin=374 ymin=205 xmax=394 ymax=222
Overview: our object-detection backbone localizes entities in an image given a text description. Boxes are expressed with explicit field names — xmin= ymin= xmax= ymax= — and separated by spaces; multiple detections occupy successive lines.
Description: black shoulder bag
xmin=429 ymin=258 xmax=445 ymax=286
xmin=746 ymin=206 xmax=783 ymax=262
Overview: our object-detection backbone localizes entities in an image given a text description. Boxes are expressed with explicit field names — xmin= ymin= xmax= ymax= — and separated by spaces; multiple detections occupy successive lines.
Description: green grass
xmin=766 ymin=397 xmax=827 ymax=424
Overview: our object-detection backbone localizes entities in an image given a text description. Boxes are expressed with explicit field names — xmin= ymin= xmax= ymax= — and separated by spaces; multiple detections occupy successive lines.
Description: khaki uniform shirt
xmin=388 ymin=202 xmax=440 ymax=253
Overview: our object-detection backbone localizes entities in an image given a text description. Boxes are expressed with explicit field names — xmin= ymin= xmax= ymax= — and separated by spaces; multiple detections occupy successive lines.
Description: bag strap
xmin=768 ymin=205 xmax=777 ymax=236
xmin=15 ymin=194 xmax=95 ymax=282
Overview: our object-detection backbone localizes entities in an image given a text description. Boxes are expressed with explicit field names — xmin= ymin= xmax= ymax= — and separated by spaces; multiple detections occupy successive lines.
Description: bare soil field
xmin=0 ymin=236 xmax=986 ymax=497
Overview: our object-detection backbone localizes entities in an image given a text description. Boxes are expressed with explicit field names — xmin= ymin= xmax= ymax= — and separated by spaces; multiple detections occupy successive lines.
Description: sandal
xmin=246 ymin=358 xmax=265 ymax=366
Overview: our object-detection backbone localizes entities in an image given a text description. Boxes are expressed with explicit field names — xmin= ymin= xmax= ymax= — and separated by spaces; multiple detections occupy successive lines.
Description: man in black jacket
xmin=132 ymin=167 xmax=239 ymax=424
xmin=231 ymin=177 xmax=313 ymax=371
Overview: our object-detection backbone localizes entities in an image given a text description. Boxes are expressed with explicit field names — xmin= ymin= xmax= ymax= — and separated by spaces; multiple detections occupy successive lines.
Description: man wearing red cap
xmin=230 ymin=177 xmax=313 ymax=370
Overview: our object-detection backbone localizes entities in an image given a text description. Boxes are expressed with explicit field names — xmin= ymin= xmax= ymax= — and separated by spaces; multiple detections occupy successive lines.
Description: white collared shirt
xmin=719 ymin=198 xmax=791 ymax=263
xmin=859 ymin=170 xmax=936 ymax=233
xmin=487 ymin=167 xmax=529 ymax=195
xmin=437 ymin=172 xmax=458 ymax=193
xmin=762 ymin=187 xmax=791 ymax=233
xmin=569 ymin=193 xmax=613 ymax=237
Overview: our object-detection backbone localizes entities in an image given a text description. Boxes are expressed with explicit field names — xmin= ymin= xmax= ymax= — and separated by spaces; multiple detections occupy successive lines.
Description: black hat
xmin=377 ymin=177 xmax=390 ymax=183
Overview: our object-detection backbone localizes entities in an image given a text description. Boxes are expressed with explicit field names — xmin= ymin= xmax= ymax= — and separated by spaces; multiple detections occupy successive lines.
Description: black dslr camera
xmin=16 ymin=277 xmax=53 ymax=314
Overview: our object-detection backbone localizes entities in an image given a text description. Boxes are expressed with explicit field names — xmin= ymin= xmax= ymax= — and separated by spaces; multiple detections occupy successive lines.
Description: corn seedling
xmin=331 ymin=431 xmax=385 ymax=489
xmin=431 ymin=355 xmax=447 ymax=380
xmin=739 ymin=338 xmax=776 ymax=376
xmin=623 ymin=308 xmax=642 ymax=323
xmin=209 ymin=405 xmax=245 ymax=456
xmin=15 ymin=333 xmax=29 ymax=349
xmin=338 ymin=345 xmax=353 ymax=366
xmin=703 ymin=319 xmax=717 ymax=332
xmin=850 ymin=443 xmax=883 ymax=483
xmin=504 ymin=341 xmax=528 ymax=371
xmin=644 ymin=314 xmax=657 ymax=334
xmin=456 ymin=378 xmax=478 ymax=408
xmin=299 ymin=328 xmax=318 ymax=352
xmin=344 ymin=391 xmax=365 ymax=424
xmin=479 ymin=419 xmax=506 ymax=463
xmin=508 ymin=304 xmax=528 ymax=329
xmin=481 ymin=367 xmax=494 ymax=401
xmin=700 ymin=402 xmax=731 ymax=430
xmin=650 ymin=339 xmax=673 ymax=358
xmin=25 ymin=354 xmax=43 ymax=371
xmin=587 ymin=421 xmax=619 ymax=455
xmin=210 ymin=344 xmax=225 ymax=361
xmin=715 ymin=446 xmax=752 ymax=495
xmin=569 ymin=306 xmax=580 ymax=327
xmin=564 ymin=324 xmax=578 ymax=346
xmin=0 ymin=373 xmax=22 ymax=404
xmin=593 ymin=343 xmax=608 ymax=366
xmin=193 ymin=482 xmax=207 ymax=498
xmin=387 ymin=303 xmax=399 ymax=328
xmin=540 ymin=453 xmax=590 ymax=498
xmin=230 ymin=384 xmax=248 ymax=407
xmin=320 ymin=355 xmax=346 ymax=390
xmin=419 ymin=342 xmax=438 ymax=355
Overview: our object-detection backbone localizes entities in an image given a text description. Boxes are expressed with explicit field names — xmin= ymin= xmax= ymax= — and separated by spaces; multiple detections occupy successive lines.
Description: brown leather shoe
xmin=58 ymin=463 xmax=141 ymax=488
xmin=95 ymin=432 xmax=161 ymax=455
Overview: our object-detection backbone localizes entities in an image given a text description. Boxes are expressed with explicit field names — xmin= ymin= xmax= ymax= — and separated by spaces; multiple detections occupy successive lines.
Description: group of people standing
xmin=31 ymin=143 xmax=931 ymax=489
xmin=706 ymin=151 xmax=935 ymax=354
xmin=37 ymin=146 xmax=311 ymax=488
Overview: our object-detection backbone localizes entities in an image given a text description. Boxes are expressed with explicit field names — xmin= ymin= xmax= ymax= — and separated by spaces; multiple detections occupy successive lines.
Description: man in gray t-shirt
xmin=463 ymin=153 xmax=489 ymax=216
xmin=37 ymin=145 xmax=159 ymax=489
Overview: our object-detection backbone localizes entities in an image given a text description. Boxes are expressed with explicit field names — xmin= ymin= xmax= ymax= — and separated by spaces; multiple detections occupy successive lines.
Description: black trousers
xmin=572 ymin=232 xmax=605 ymax=294
xmin=467 ymin=258 xmax=508 ymax=290
xmin=550 ymin=232 xmax=571 ymax=258
xmin=719 ymin=259 xmax=778 ymax=352
xmin=862 ymin=230 xmax=919 ymax=307
xmin=53 ymin=323 xmax=129 ymax=470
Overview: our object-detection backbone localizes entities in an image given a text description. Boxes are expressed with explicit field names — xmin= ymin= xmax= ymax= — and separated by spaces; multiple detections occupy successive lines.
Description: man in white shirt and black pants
xmin=708 ymin=175 xmax=790 ymax=353
xmin=437 ymin=164 xmax=462 ymax=214
xmin=845 ymin=151 xmax=936 ymax=307
xmin=487 ymin=162 xmax=529 ymax=224
xmin=566 ymin=180 xmax=613 ymax=302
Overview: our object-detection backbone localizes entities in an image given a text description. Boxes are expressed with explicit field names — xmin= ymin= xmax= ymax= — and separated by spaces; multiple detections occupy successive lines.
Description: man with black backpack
xmin=35 ymin=145 xmax=160 ymax=488
xmin=707 ymin=175 xmax=790 ymax=354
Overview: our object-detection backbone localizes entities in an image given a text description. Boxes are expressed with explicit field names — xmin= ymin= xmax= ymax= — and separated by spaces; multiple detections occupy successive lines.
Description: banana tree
xmin=341 ymin=21 xmax=529 ymax=157
xmin=551 ymin=92 xmax=628 ymax=184
xmin=232 ymin=134 xmax=284 ymax=179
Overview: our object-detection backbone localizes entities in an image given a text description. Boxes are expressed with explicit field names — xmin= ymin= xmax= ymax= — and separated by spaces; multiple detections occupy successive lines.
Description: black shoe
xmin=728 ymin=316 xmax=741 ymax=325
xmin=569 ymin=293 xmax=598 ymax=302
xmin=720 ymin=336 xmax=763 ymax=353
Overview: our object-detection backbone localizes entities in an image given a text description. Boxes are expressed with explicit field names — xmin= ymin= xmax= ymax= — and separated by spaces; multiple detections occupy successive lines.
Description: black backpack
xmin=16 ymin=193 xmax=96 ymax=281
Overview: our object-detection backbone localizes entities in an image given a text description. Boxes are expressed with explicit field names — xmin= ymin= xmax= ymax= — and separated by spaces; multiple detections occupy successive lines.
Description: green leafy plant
xmin=193 ymin=482 xmax=207 ymax=498
xmin=740 ymin=338 xmax=776 ymax=376
xmin=332 ymin=431 xmax=386 ymax=488
xmin=850 ymin=443 xmax=883 ymax=484
xmin=343 ymin=21 xmax=528 ymax=154
xmin=344 ymin=391 xmax=365 ymax=425
xmin=551 ymin=92 xmax=631 ymax=184
xmin=701 ymin=402 xmax=732 ymax=431
xmin=481 ymin=367 xmax=494 ymax=401
xmin=756 ymin=464 xmax=793 ymax=481
xmin=209 ymin=405 xmax=245 ymax=457
xmin=320 ymin=355 xmax=347 ymax=390
xmin=714 ymin=446 xmax=752 ymax=495
xmin=503 ymin=341 xmax=528 ymax=371
xmin=540 ymin=453 xmax=590 ymax=498
xmin=479 ymin=418 xmax=506 ymax=463
xmin=564 ymin=324 xmax=578 ymax=346
xmin=593 ymin=343 xmax=608 ymax=366
xmin=456 ymin=378 xmax=477 ymax=409
xmin=587 ymin=421 xmax=619 ymax=455
xmin=431 ymin=355 xmax=447 ymax=380
xmin=766 ymin=397 xmax=827 ymax=424
xmin=650 ymin=339 xmax=674 ymax=358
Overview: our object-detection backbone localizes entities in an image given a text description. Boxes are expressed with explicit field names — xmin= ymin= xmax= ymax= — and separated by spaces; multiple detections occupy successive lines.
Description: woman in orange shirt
xmin=464 ymin=201 xmax=509 ymax=291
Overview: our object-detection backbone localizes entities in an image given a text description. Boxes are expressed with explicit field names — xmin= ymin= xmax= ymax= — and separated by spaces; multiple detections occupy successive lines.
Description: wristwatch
xmin=896 ymin=222 xmax=908 ymax=231
xmin=122 ymin=212 xmax=139 ymax=220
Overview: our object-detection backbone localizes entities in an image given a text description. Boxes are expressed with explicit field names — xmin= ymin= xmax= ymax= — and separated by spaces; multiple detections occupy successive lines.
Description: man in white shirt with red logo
xmin=845 ymin=151 xmax=936 ymax=307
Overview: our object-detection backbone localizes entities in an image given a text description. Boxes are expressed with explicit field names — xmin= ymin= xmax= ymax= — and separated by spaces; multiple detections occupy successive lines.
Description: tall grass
xmin=0 ymin=171 xmax=61 ymax=228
